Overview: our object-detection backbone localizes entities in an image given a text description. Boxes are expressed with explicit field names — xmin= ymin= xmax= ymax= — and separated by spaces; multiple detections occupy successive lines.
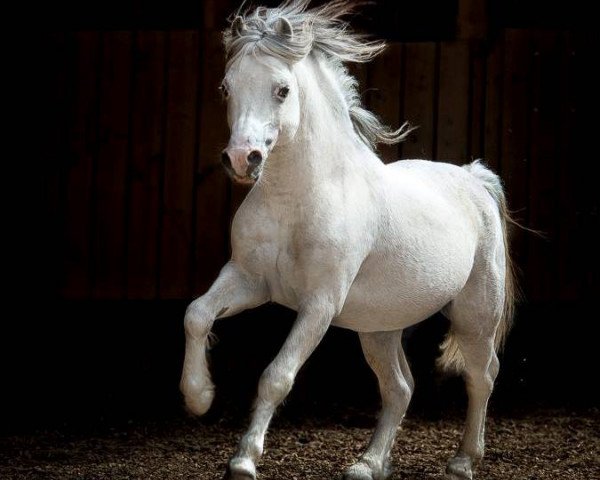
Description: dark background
xmin=3 ymin=0 xmax=597 ymax=433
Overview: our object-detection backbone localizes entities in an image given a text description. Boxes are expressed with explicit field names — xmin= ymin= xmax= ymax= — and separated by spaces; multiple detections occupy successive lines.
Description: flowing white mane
xmin=223 ymin=0 xmax=410 ymax=150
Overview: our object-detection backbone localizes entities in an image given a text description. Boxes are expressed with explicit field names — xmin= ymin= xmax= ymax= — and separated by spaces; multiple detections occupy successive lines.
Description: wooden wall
xmin=42 ymin=19 xmax=593 ymax=303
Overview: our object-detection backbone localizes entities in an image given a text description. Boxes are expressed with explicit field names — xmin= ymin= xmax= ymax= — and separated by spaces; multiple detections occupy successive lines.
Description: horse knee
xmin=184 ymin=300 xmax=212 ymax=338
xmin=258 ymin=365 xmax=294 ymax=405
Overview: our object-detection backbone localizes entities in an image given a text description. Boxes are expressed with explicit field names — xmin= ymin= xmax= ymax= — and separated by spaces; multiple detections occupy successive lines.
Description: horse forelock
xmin=224 ymin=1 xmax=384 ymax=62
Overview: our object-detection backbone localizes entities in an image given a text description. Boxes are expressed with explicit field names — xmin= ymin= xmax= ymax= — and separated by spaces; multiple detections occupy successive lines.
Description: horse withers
xmin=180 ymin=2 xmax=517 ymax=479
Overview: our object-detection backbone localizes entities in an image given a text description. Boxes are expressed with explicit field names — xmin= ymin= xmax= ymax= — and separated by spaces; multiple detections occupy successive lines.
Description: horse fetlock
xmin=239 ymin=436 xmax=263 ymax=461
xmin=181 ymin=378 xmax=215 ymax=416
xmin=459 ymin=443 xmax=485 ymax=464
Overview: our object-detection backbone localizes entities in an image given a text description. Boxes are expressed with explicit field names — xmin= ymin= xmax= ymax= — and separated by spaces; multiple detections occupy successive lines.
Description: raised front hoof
xmin=445 ymin=455 xmax=473 ymax=480
xmin=223 ymin=458 xmax=256 ymax=480
xmin=343 ymin=461 xmax=391 ymax=480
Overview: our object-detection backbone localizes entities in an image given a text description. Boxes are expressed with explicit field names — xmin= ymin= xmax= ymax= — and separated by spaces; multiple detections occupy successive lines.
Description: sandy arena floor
xmin=1 ymin=410 xmax=597 ymax=479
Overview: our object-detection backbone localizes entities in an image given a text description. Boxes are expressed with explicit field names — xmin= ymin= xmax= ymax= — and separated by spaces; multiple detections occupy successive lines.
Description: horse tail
xmin=437 ymin=160 xmax=519 ymax=374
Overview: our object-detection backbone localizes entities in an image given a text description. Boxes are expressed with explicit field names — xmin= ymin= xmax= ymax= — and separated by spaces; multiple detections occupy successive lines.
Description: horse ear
xmin=231 ymin=15 xmax=244 ymax=36
xmin=274 ymin=17 xmax=294 ymax=39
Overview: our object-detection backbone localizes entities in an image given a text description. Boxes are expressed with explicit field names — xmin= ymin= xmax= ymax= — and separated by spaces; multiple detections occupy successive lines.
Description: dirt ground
xmin=1 ymin=410 xmax=597 ymax=479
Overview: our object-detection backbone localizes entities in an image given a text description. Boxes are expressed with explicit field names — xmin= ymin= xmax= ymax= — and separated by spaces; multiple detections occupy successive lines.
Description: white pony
xmin=180 ymin=2 xmax=517 ymax=479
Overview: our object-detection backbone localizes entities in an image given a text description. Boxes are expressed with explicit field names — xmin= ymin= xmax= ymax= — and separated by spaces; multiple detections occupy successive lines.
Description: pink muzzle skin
xmin=221 ymin=146 xmax=264 ymax=184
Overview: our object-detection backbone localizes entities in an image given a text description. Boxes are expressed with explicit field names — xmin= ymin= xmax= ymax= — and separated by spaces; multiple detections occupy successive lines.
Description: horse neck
xmin=258 ymin=55 xmax=375 ymax=196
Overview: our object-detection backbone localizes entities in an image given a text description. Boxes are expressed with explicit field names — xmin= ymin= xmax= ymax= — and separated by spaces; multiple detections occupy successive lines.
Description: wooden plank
xmin=527 ymin=31 xmax=560 ymax=302
xmin=203 ymin=0 xmax=232 ymax=30
xmin=436 ymin=41 xmax=470 ymax=163
xmin=194 ymin=0 xmax=234 ymax=294
xmin=556 ymin=32 xmax=578 ymax=301
xmin=126 ymin=31 xmax=166 ymax=299
xmin=457 ymin=0 xmax=488 ymax=40
xmin=62 ymin=31 xmax=101 ymax=298
xmin=40 ymin=33 xmax=70 ymax=298
xmin=500 ymin=29 xmax=532 ymax=290
xmin=468 ymin=40 xmax=486 ymax=161
xmin=193 ymin=30 xmax=231 ymax=294
xmin=400 ymin=42 xmax=436 ymax=160
xmin=92 ymin=32 xmax=132 ymax=298
xmin=570 ymin=32 xmax=598 ymax=300
xmin=483 ymin=35 xmax=504 ymax=173
xmin=367 ymin=43 xmax=403 ymax=164
xmin=159 ymin=31 xmax=199 ymax=298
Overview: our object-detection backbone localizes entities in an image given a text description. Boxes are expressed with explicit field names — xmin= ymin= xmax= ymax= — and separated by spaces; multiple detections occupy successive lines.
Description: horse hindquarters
xmin=437 ymin=160 xmax=517 ymax=479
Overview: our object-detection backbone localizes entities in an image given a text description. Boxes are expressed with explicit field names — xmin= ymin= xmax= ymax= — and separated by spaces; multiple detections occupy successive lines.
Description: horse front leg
xmin=225 ymin=300 xmax=335 ymax=480
xmin=180 ymin=261 xmax=267 ymax=416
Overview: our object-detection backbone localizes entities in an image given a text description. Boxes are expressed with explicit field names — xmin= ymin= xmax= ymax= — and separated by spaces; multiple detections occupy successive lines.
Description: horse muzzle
xmin=221 ymin=147 xmax=264 ymax=184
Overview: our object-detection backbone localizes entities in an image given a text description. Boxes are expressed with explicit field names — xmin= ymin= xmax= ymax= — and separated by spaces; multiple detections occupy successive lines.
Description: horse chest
xmin=232 ymin=214 xmax=329 ymax=308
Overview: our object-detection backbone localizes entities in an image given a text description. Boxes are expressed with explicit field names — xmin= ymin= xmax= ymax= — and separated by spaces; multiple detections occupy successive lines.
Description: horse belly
xmin=333 ymin=244 xmax=473 ymax=332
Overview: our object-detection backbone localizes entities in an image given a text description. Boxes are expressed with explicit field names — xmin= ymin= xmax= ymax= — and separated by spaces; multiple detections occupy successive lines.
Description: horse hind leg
xmin=344 ymin=330 xmax=413 ymax=480
xmin=445 ymin=335 xmax=498 ymax=480
xmin=441 ymin=274 xmax=503 ymax=480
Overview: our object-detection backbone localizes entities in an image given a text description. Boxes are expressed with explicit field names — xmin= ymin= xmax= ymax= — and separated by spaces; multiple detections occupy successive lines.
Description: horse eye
xmin=276 ymin=86 xmax=290 ymax=100
xmin=219 ymin=84 xmax=229 ymax=99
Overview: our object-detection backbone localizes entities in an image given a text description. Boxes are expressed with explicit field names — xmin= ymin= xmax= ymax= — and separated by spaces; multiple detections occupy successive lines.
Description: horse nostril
xmin=221 ymin=151 xmax=232 ymax=169
xmin=248 ymin=150 xmax=263 ymax=165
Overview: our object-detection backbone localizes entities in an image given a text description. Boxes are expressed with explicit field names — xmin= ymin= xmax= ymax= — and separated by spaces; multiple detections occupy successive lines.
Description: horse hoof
xmin=343 ymin=460 xmax=392 ymax=480
xmin=445 ymin=455 xmax=473 ymax=480
xmin=223 ymin=468 xmax=255 ymax=480
xmin=224 ymin=458 xmax=256 ymax=480
xmin=223 ymin=473 xmax=255 ymax=480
